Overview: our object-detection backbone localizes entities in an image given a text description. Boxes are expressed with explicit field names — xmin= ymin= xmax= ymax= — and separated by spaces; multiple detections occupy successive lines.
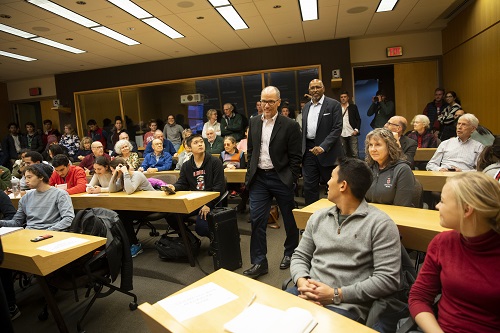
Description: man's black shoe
xmin=242 ymin=263 xmax=268 ymax=279
xmin=279 ymin=256 xmax=291 ymax=269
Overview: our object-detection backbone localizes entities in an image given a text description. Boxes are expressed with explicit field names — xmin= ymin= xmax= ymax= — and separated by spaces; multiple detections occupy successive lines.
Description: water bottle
xmin=11 ymin=176 xmax=20 ymax=197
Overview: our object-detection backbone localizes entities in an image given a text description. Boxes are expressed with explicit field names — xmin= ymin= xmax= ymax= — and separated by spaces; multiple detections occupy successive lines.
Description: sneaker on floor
xmin=130 ymin=243 xmax=143 ymax=258
xmin=9 ymin=305 xmax=21 ymax=321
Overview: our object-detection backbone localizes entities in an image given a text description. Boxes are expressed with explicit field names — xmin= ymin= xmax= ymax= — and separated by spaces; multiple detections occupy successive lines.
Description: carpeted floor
xmin=11 ymin=195 xmax=313 ymax=333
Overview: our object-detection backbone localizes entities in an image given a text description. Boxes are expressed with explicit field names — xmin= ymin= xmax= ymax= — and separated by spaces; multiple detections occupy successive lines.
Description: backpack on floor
xmin=155 ymin=229 xmax=201 ymax=261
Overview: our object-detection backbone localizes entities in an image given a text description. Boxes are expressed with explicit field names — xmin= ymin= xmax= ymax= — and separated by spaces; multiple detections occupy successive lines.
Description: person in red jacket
xmin=49 ymin=154 xmax=87 ymax=194
xmin=408 ymin=172 xmax=500 ymax=333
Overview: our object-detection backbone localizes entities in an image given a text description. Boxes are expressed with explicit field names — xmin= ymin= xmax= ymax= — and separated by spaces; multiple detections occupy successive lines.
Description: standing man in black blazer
xmin=302 ymin=79 xmax=344 ymax=206
xmin=243 ymin=86 xmax=302 ymax=279
xmin=340 ymin=91 xmax=361 ymax=158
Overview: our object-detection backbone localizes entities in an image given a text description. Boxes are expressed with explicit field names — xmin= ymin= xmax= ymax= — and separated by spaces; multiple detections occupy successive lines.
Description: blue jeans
xmin=249 ymin=170 xmax=298 ymax=264
xmin=286 ymin=285 xmax=362 ymax=322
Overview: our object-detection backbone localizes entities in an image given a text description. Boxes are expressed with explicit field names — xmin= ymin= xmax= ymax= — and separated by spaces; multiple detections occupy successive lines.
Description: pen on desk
xmin=246 ymin=293 xmax=256 ymax=308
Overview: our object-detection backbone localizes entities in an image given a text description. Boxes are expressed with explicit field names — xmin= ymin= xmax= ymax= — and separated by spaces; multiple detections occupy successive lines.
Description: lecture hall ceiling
xmin=0 ymin=0 xmax=467 ymax=82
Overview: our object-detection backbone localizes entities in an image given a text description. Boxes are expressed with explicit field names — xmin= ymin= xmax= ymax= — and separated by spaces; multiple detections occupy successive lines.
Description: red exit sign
xmin=386 ymin=46 xmax=403 ymax=57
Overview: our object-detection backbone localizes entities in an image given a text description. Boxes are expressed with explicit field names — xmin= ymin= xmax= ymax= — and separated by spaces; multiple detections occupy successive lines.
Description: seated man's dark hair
xmin=26 ymin=164 xmax=53 ymax=183
xmin=24 ymin=151 xmax=44 ymax=163
xmin=43 ymin=119 xmax=52 ymax=125
xmin=7 ymin=122 xmax=19 ymax=129
xmin=25 ymin=121 xmax=35 ymax=128
xmin=48 ymin=144 xmax=65 ymax=157
xmin=87 ymin=119 xmax=97 ymax=126
xmin=51 ymin=154 xmax=70 ymax=168
xmin=186 ymin=133 xmax=203 ymax=148
xmin=336 ymin=157 xmax=373 ymax=201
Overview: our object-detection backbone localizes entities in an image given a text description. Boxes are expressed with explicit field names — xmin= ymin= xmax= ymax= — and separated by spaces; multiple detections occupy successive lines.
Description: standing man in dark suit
xmin=302 ymin=79 xmax=344 ymax=206
xmin=243 ymin=86 xmax=302 ymax=279
xmin=340 ymin=91 xmax=361 ymax=158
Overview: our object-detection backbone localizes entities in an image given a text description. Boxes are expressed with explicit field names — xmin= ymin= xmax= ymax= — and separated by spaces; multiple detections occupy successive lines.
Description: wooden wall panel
xmin=394 ymin=61 xmax=439 ymax=122
xmin=443 ymin=23 xmax=500 ymax=134
xmin=443 ymin=0 xmax=500 ymax=54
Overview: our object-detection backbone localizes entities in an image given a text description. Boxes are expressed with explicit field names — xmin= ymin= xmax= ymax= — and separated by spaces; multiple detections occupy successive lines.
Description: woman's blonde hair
xmin=446 ymin=172 xmax=500 ymax=233
xmin=80 ymin=136 xmax=92 ymax=149
xmin=365 ymin=128 xmax=405 ymax=167
xmin=206 ymin=109 xmax=217 ymax=118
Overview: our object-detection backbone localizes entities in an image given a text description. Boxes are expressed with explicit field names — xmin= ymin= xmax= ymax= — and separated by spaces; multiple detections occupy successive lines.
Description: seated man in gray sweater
xmin=0 ymin=163 xmax=74 ymax=230
xmin=0 ymin=163 xmax=74 ymax=321
xmin=289 ymin=157 xmax=401 ymax=323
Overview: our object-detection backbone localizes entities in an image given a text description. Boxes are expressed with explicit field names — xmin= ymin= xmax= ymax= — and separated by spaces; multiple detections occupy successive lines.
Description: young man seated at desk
xmin=0 ymin=163 xmax=75 ymax=321
xmin=49 ymin=154 xmax=87 ymax=194
xmin=165 ymin=134 xmax=225 ymax=238
xmin=289 ymin=157 xmax=401 ymax=324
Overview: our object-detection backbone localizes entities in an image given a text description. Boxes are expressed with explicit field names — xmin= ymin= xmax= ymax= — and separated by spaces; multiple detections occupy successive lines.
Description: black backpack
xmin=155 ymin=228 xmax=201 ymax=261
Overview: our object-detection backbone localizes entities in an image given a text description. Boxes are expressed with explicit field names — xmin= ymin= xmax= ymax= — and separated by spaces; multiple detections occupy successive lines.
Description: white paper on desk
xmin=55 ymin=183 xmax=67 ymax=190
xmin=0 ymin=227 xmax=23 ymax=236
xmin=37 ymin=237 xmax=89 ymax=253
xmin=224 ymin=303 xmax=317 ymax=333
xmin=158 ymin=282 xmax=237 ymax=322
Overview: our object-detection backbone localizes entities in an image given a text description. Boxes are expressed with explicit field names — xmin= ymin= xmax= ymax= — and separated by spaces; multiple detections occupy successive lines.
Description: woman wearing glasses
xmin=438 ymin=91 xmax=462 ymax=141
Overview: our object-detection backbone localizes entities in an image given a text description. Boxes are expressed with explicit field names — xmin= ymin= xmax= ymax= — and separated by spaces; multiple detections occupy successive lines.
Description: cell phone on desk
xmin=447 ymin=168 xmax=456 ymax=172
xmin=160 ymin=185 xmax=176 ymax=195
xmin=31 ymin=234 xmax=53 ymax=242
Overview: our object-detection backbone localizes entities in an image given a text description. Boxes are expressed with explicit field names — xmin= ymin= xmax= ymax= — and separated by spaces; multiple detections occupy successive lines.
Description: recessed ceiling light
xmin=91 ymin=26 xmax=140 ymax=45
xmin=298 ymin=0 xmax=318 ymax=21
xmin=208 ymin=0 xmax=229 ymax=6
xmin=215 ymin=5 xmax=248 ymax=30
xmin=177 ymin=1 xmax=194 ymax=8
xmin=0 ymin=50 xmax=37 ymax=61
xmin=27 ymin=0 xmax=99 ymax=28
xmin=108 ymin=0 xmax=152 ymax=19
xmin=376 ymin=0 xmax=399 ymax=12
xmin=9 ymin=47 xmax=17 ymax=50
xmin=127 ymin=27 xmax=135 ymax=31
xmin=142 ymin=17 xmax=184 ymax=39
xmin=31 ymin=36 xmax=86 ymax=53
xmin=0 ymin=23 xmax=37 ymax=38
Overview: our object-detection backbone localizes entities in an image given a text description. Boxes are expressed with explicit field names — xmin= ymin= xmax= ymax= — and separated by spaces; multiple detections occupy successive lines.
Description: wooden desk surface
xmin=71 ymin=191 xmax=219 ymax=214
xmin=11 ymin=191 xmax=219 ymax=215
xmin=293 ymin=199 xmax=448 ymax=252
xmin=138 ymin=269 xmax=376 ymax=333
xmin=412 ymin=170 xmax=459 ymax=192
xmin=414 ymin=148 xmax=437 ymax=161
xmin=143 ymin=169 xmax=247 ymax=183
xmin=0 ymin=229 xmax=106 ymax=276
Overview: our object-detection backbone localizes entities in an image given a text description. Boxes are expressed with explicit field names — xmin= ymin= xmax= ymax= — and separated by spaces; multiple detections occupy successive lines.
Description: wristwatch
xmin=333 ymin=288 xmax=341 ymax=305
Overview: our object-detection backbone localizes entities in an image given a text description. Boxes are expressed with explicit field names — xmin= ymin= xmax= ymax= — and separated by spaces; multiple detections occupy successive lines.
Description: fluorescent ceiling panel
xmin=27 ymin=0 xmax=99 ymax=28
xmin=376 ymin=0 xmax=399 ymax=12
xmin=142 ymin=18 xmax=184 ymax=39
xmin=107 ymin=0 xmax=152 ymax=19
xmin=0 ymin=23 xmax=37 ymax=38
xmin=209 ymin=0 xmax=230 ymax=6
xmin=216 ymin=6 xmax=248 ymax=30
xmin=91 ymin=26 xmax=140 ymax=45
xmin=0 ymin=50 xmax=37 ymax=61
xmin=299 ymin=0 xmax=318 ymax=21
xmin=31 ymin=37 xmax=86 ymax=53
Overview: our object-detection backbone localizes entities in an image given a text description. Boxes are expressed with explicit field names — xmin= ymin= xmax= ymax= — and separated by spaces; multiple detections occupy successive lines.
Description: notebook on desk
xmin=0 ymin=227 xmax=23 ymax=237
xmin=224 ymin=302 xmax=317 ymax=333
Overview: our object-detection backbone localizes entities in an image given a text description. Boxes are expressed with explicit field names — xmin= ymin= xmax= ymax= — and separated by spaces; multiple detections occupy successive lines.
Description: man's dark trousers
xmin=303 ymin=139 xmax=335 ymax=206
xmin=249 ymin=169 xmax=298 ymax=265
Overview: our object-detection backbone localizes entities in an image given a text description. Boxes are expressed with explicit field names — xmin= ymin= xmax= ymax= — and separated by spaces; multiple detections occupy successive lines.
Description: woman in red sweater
xmin=408 ymin=172 xmax=500 ymax=333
